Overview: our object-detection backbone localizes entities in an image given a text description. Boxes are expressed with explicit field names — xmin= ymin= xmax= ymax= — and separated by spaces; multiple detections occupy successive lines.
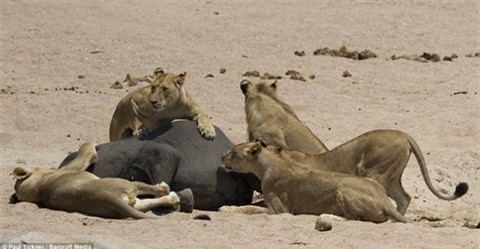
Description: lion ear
xmin=12 ymin=167 xmax=32 ymax=180
xmin=270 ymin=80 xmax=279 ymax=91
xmin=254 ymin=139 xmax=268 ymax=148
xmin=153 ymin=67 xmax=164 ymax=77
xmin=240 ymin=80 xmax=252 ymax=95
xmin=249 ymin=143 xmax=262 ymax=157
xmin=176 ymin=72 xmax=187 ymax=86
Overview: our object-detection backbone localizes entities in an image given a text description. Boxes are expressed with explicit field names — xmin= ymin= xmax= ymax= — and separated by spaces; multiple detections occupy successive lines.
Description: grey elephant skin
xmin=60 ymin=121 xmax=260 ymax=210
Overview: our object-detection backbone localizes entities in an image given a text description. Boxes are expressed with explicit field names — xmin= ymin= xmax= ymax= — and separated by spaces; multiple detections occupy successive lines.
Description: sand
xmin=1 ymin=1 xmax=478 ymax=248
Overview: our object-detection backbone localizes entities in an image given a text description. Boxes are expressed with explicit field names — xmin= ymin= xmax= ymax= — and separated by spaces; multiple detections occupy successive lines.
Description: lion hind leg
xmin=61 ymin=142 xmax=97 ymax=171
xmin=318 ymin=213 xmax=347 ymax=222
xmin=219 ymin=205 xmax=270 ymax=214
xmin=132 ymin=181 xmax=170 ymax=197
xmin=133 ymin=191 xmax=180 ymax=213
xmin=387 ymin=180 xmax=412 ymax=215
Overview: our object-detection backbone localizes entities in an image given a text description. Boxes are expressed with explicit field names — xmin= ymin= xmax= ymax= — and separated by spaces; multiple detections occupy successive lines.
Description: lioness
xmin=240 ymin=80 xmax=328 ymax=154
xmin=220 ymin=141 xmax=410 ymax=223
xmin=11 ymin=142 xmax=184 ymax=219
xmin=109 ymin=71 xmax=216 ymax=141
xmin=264 ymin=130 xmax=468 ymax=215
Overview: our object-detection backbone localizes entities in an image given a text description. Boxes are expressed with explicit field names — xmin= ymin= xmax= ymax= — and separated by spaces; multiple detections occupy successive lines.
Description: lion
xmin=219 ymin=141 xmax=411 ymax=224
xmin=10 ymin=142 xmax=191 ymax=219
xmin=262 ymin=130 xmax=468 ymax=215
xmin=109 ymin=71 xmax=216 ymax=141
xmin=240 ymin=80 xmax=328 ymax=154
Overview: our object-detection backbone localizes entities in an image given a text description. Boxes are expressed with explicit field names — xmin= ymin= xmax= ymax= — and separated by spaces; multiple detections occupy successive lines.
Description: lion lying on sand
xmin=240 ymin=80 xmax=328 ymax=154
xmin=11 ymin=142 xmax=190 ymax=219
xmin=220 ymin=141 xmax=410 ymax=223
xmin=264 ymin=130 xmax=468 ymax=215
xmin=109 ymin=70 xmax=216 ymax=141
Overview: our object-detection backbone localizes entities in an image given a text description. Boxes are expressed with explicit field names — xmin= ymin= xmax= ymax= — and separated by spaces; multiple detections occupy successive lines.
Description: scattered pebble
xmin=77 ymin=75 xmax=85 ymax=79
xmin=193 ymin=214 xmax=211 ymax=220
xmin=313 ymin=45 xmax=377 ymax=60
xmin=342 ymin=70 xmax=352 ymax=77
xmin=315 ymin=218 xmax=332 ymax=232
xmin=110 ymin=81 xmax=124 ymax=89
xmin=205 ymin=74 xmax=214 ymax=78
xmin=260 ymin=72 xmax=282 ymax=80
xmin=465 ymin=52 xmax=480 ymax=58
xmin=242 ymin=70 xmax=260 ymax=78
xmin=286 ymin=70 xmax=307 ymax=82
xmin=309 ymin=75 xmax=316 ymax=80
xmin=220 ymin=68 xmax=226 ymax=74
xmin=294 ymin=50 xmax=305 ymax=57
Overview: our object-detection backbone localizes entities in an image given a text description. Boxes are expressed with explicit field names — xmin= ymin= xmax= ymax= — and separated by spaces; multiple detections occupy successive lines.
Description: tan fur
xmin=11 ymin=142 xmax=181 ymax=219
xmin=109 ymin=71 xmax=216 ymax=141
xmin=220 ymin=141 xmax=410 ymax=223
xmin=240 ymin=80 xmax=328 ymax=154
xmin=263 ymin=130 xmax=468 ymax=215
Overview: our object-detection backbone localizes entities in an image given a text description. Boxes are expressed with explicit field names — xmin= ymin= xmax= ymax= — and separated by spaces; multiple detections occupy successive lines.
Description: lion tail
xmin=407 ymin=134 xmax=468 ymax=200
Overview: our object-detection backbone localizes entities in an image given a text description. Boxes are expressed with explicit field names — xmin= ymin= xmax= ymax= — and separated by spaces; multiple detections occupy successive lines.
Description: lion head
xmin=11 ymin=166 xmax=56 ymax=203
xmin=147 ymin=72 xmax=187 ymax=112
xmin=222 ymin=141 xmax=268 ymax=175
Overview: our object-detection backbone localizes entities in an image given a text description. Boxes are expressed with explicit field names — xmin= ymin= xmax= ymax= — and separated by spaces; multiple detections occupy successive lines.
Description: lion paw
xmin=155 ymin=182 xmax=170 ymax=196
xmin=218 ymin=205 xmax=235 ymax=213
xmin=134 ymin=127 xmax=151 ymax=137
xmin=197 ymin=124 xmax=216 ymax=140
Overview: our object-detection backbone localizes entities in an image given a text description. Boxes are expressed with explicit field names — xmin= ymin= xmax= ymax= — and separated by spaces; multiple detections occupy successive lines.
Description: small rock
xmin=465 ymin=52 xmax=480 ymax=58
xmin=285 ymin=70 xmax=299 ymax=76
xmin=205 ymin=74 xmax=214 ymax=78
xmin=219 ymin=68 xmax=226 ymax=74
xmin=242 ymin=71 xmax=260 ymax=78
xmin=124 ymin=74 xmax=137 ymax=87
xmin=260 ymin=72 xmax=282 ymax=80
xmin=315 ymin=218 xmax=332 ymax=232
xmin=309 ymin=75 xmax=316 ymax=80
xmin=294 ymin=50 xmax=305 ymax=57
xmin=77 ymin=75 xmax=85 ymax=79
xmin=110 ymin=81 xmax=123 ymax=89
xmin=342 ymin=70 xmax=352 ymax=77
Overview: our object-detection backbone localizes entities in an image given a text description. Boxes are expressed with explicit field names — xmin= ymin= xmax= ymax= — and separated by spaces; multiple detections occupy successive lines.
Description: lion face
xmin=148 ymin=72 xmax=186 ymax=111
xmin=222 ymin=141 xmax=264 ymax=174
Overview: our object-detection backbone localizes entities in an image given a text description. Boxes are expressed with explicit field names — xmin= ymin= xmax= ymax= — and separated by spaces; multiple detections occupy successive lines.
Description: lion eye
xmin=161 ymin=87 xmax=168 ymax=92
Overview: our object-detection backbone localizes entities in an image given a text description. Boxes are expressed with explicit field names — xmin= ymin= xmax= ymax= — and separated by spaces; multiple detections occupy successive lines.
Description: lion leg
xmin=218 ymin=205 xmax=270 ymax=214
xmin=132 ymin=181 xmax=170 ymax=197
xmin=265 ymin=193 xmax=289 ymax=214
xmin=61 ymin=142 xmax=97 ymax=171
xmin=193 ymin=109 xmax=216 ymax=140
xmin=387 ymin=180 xmax=412 ymax=215
xmin=318 ymin=213 xmax=347 ymax=222
xmin=133 ymin=191 xmax=181 ymax=212
xmin=334 ymin=179 xmax=392 ymax=223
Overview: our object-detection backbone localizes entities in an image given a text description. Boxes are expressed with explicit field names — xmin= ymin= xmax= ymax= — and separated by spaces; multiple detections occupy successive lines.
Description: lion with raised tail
xmin=264 ymin=130 xmax=468 ymax=215
xmin=220 ymin=141 xmax=410 ymax=223
xmin=240 ymin=80 xmax=328 ymax=154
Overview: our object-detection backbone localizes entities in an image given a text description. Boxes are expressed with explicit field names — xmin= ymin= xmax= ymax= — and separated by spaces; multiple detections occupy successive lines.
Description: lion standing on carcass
xmin=109 ymin=70 xmax=216 ymax=141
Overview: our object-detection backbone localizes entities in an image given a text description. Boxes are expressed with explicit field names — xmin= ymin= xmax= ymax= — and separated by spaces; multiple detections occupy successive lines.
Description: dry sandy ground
xmin=1 ymin=1 xmax=479 ymax=248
